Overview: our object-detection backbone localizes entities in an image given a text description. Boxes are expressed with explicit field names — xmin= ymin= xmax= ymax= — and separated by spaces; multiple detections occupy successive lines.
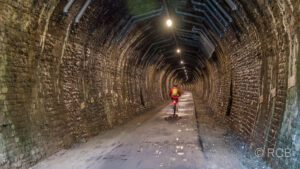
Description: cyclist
xmin=169 ymin=84 xmax=181 ymax=109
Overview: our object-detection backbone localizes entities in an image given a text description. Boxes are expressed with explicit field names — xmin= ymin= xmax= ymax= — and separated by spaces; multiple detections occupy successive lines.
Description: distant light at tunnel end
xmin=166 ymin=19 xmax=173 ymax=27
xmin=180 ymin=60 xmax=184 ymax=64
xmin=176 ymin=48 xmax=181 ymax=53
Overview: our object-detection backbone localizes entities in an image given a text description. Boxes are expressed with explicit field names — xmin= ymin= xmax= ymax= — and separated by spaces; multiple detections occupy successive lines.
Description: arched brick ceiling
xmin=61 ymin=0 xmax=237 ymax=83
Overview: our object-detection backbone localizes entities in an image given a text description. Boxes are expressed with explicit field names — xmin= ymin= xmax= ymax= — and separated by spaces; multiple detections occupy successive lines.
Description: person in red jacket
xmin=169 ymin=84 xmax=181 ymax=103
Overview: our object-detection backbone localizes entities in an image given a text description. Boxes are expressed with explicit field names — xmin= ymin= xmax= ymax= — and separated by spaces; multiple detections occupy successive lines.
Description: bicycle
xmin=164 ymin=98 xmax=181 ymax=121
xmin=172 ymin=98 xmax=178 ymax=116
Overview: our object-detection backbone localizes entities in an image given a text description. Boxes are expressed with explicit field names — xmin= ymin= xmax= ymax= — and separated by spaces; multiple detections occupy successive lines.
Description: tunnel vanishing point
xmin=0 ymin=0 xmax=300 ymax=169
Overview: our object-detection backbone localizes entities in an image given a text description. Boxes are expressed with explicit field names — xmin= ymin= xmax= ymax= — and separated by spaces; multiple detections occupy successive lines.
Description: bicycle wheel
xmin=173 ymin=105 xmax=176 ymax=115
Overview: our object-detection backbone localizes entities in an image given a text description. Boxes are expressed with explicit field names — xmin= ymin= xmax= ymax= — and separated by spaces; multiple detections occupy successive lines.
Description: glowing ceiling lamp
xmin=166 ymin=19 xmax=173 ymax=27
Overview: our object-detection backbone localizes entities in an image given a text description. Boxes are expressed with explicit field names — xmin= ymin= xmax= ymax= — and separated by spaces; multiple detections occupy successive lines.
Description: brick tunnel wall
xmin=0 ymin=1 xmax=172 ymax=168
xmin=0 ymin=0 xmax=299 ymax=169
xmin=192 ymin=1 xmax=299 ymax=168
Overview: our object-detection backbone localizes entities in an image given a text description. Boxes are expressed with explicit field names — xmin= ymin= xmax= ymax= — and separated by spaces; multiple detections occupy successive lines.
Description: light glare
xmin=166 ymin=19 xmax=173 ymax=27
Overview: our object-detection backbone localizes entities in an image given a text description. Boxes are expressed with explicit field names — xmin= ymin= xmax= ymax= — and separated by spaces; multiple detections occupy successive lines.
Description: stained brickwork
xmin=192 ymin=1 xmax=299 ymax=169
xmin=0 ymin=0 xmax=299 ymax=169
xmin=0 ymin=1 xmax=171 ymax=168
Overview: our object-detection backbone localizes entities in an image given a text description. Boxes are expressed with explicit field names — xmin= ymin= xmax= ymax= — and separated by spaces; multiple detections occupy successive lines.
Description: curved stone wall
xmin=192 ymin=1 xmax=299 ymax=168
xmin=0 ymin=0 xmax=299 ymax=168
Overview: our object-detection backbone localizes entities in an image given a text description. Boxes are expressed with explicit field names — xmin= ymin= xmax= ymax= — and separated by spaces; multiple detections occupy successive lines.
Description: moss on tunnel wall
xmin=271 ymin=24 xmax=300 ymax=169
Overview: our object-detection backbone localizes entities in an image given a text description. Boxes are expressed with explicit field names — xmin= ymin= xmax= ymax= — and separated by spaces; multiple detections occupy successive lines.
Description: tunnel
xmin=0 ymin=0 xmax=299 ymax=169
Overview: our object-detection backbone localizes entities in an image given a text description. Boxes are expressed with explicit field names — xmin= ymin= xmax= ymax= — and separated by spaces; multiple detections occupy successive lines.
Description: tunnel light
xmin=176 ymin=48 xmax=181 ymax=53
xmin=166 ymin=19 xmax=173 ymax=27
xmin=180 ymin=60 xmax=184 ymax=64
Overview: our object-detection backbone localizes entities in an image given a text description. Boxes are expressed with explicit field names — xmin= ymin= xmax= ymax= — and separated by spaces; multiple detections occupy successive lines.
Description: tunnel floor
xmin=31 ymin=92 xmax=269 ymax=169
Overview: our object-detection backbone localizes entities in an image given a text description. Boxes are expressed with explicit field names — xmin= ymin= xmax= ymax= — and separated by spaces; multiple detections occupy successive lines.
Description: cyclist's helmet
xmin=173 ymin=84 xmax=177 ymax=87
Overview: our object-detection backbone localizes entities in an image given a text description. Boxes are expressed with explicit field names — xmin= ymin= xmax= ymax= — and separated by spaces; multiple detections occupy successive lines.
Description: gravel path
xmin=31 ymin=92 xmax=269 ymax=169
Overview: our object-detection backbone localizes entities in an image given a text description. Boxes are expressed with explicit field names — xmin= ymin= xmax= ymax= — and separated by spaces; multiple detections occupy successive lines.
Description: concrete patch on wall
xmin=288 ymin=75 xmax=296 ymax=88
